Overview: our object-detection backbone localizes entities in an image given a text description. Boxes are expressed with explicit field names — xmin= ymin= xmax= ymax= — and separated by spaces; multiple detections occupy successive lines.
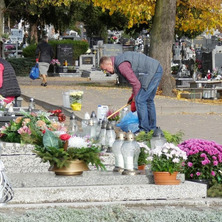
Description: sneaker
xmin=41 ymin=83 xmax=44 ymax=86
xmin=134 ymin=130 xmax=141 ymax=136
xmin=43 ymin=82 xmax=47 ymax=87
xmin=134 ymin=129 xmax=147 ymax=136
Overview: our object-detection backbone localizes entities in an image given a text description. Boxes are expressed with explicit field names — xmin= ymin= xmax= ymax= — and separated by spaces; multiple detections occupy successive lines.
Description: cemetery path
xmin=17 ymin=76 xmax=222 ymax=145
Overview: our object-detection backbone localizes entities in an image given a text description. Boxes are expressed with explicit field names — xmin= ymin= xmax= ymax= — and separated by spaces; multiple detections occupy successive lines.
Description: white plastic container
xmin=97 ymin=105 xmax=109 ymax=121
xmin=62 ymin=92 xmax=70 ymax=108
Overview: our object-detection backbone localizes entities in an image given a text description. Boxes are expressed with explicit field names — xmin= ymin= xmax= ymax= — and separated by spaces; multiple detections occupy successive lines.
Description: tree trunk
xmin=150 ymin=0 xmax=177 ymax=96
xmin=0 ymin=0 xmax=5 ymax=39
xmin=30 ymin=22 xmax=38 ymax=43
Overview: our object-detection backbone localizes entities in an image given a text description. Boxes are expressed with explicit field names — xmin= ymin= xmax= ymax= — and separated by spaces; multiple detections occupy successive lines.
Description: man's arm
xmin=118 ymin=62 xmax=141 ymax=96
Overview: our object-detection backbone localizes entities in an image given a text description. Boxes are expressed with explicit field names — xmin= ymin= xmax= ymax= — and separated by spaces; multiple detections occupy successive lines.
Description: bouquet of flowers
xmin=178 ymin=139 xmax=222 ymax=184
xmin=69 ymin=91 xmax=84 ymax=111
xmin=34 ymin=130 xmax=105 ymax=170
xmin=148 ymin=142 xmax=187 ymax=174
xmin=50 ymin=59 xmax=61 ymax=66
xmin=0 ymin=110 xmax=66 ymax=145
xmin=106 ymin=109 xmax=120 ymax=122
xmin=49 ymin=109 xmax=66 ymax=122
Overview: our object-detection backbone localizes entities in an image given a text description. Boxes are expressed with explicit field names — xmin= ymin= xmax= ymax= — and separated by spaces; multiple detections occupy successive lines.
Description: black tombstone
xmin=202 ymin=51 xmax=212 ymax=74
xmin=57 ymin=44 xmax=73 ymax=66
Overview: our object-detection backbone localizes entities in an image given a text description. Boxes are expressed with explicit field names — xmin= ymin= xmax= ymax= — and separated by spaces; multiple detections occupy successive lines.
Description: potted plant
xmin=148 ymin=142 xmax=187 ymax=185
xmin=34 ymin=130 xmax=106 ymax=175
xmin=178 ymin=138 xmax=222 ymax=187
xmin=69 ymin=90 xmax=84 ymax=111
xmin=137 ymin=143 xmax=149 ymax=170
xmin=135 ymin=130 xmax=184 ymax=148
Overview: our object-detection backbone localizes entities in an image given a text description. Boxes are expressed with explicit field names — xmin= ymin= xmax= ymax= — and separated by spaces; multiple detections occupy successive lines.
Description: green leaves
xmin=34 ymin=145 xmax=106 ymax=170
xmin=43 ymin=130 xmax=60 ymax=149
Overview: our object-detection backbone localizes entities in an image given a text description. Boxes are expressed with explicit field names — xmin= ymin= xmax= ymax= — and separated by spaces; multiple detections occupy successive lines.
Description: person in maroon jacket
xmin=100 ymin=51 xmax=163 ymax=134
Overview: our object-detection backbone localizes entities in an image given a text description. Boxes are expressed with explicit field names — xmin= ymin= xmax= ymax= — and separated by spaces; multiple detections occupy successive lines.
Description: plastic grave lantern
xmin=112 ymin=131 xmax=125 ymax=173
xmin=121 ymin=131 xmax=140 ymax=175
xmin=105 ymin=121 xmax=116 ymax=153
xmin=150 ymin=127 xmax=167 ymax=149
xmin=69 ymin=112 xmax=78 ymax=135
xmin=98 ymin=120 xmax=107 ymax=150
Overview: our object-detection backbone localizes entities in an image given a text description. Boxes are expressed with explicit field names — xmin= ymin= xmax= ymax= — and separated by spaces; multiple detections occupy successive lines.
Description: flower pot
xmin=51 ymin=159 xmax=89 ymax=176
xmin=153 ymin=172 xmax=180 ymax=185
xmin=138 ymin=165 xmax=146 ymax=170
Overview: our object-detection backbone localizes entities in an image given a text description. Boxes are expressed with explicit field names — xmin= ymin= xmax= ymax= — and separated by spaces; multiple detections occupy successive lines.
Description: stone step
xmin=7 ymin=171 xmax=185 ymax=188
xmin=8 ymin=181 xmax=207 ymax=204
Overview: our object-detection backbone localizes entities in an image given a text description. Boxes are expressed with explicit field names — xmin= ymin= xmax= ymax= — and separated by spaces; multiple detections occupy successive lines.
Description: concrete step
xmin=7 ymin=171 xmax=185 ymax=188
xmin=5 ymin=171 xmax=206 ymax=205
xmin=9 ymin=181 xmax=206 ymax=204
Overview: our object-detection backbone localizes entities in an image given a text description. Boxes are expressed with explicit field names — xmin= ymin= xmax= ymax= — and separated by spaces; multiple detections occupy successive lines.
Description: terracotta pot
xmin=138 ymin=165 xmax=146 ymax=170
xmin=51 ymin=159 xmax=89 ymax=176
xmin=153 ymin=172 xmax=180 ymax=185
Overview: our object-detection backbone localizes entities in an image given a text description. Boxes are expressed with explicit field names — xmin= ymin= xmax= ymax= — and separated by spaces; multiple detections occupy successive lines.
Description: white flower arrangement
xmin=68 ymin=136 xmax=90 ymax=149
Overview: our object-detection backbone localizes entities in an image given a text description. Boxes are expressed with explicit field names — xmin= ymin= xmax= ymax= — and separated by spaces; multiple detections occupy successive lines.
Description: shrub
xmin=208 ymin=184 xmax=222 ymax=197
xmin=22 ymin=44 xmax=37 ymax=58
xmin=22 ymin=40 xmax=89 ymax=61
xmin=6 ymin=57 xmax=36 ymax=76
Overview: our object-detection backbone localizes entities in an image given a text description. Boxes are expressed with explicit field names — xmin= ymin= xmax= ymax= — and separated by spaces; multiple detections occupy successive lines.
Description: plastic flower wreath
xmin=148 ymin=142 xmax=187 ymax=174
xmin=178 ymin=139 xmax=222 ymax=184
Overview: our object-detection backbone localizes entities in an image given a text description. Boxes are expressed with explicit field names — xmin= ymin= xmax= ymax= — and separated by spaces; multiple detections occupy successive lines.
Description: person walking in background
xmin=99 ymin=51 xmax=163 ymax=133
xmin=35 ymin=36 xmax=54 ymax=87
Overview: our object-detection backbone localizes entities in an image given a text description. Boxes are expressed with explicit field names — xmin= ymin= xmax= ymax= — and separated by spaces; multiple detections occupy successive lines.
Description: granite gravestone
xmin=202 ymin=51 xmax=212 ymax=74
xmin=102 ymin=44 xmax=122 ymax=57
xmin=79 ymin=54 xmax=95 ymax=70
xmin=212 ymin=46 xmax=222 ymax=70
xmin=57 ymin=44 xmax=73 ymax=66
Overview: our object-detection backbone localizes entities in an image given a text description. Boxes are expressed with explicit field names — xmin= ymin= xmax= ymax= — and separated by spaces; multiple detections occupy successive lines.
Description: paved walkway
xmin=17 ymin=74 xmax=222 ymax=144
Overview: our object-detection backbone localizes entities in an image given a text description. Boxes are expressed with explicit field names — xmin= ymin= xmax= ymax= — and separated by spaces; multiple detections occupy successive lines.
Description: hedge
xmin=22 ymin=39 xmax=89 ymax=61
xmin=7 ymin=57 xmax=36 ymax=76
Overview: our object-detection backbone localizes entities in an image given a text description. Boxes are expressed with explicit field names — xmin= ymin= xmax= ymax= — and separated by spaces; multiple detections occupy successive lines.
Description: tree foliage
xmin=90 ymin=0 xmax=222 ymax=34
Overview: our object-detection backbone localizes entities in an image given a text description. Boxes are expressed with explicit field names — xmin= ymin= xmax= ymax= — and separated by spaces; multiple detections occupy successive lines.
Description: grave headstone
xmin=195 ymin=49 xmax=202 ymax=61
xmin=102 ymin=44 xmax=123 ymax=57
xmin=212 ymin=45 xmax=222 ymax=70
xmin=173 ymin=45 xmax=181 ymax=61
xmin=57 ymin=44 xmax=73 ymax=66
xmin=202 ymin=51 xmax=212 ymax=73
xmin=79 ymin=54 xmax=95 ymax=70
xmin=193 ymin=35 xmax=206 ymax=48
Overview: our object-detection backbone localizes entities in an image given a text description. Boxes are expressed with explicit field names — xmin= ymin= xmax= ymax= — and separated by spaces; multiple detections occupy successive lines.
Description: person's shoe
xmin=41 ymin=83 xmax=44 ymax=86
xmin=43 ymin=82 xmax=47 ymax=87
xmin=134 ymin=130 xmax=141 ymax=136
xmin=134 ymin=129 xmax=147 ymax=136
